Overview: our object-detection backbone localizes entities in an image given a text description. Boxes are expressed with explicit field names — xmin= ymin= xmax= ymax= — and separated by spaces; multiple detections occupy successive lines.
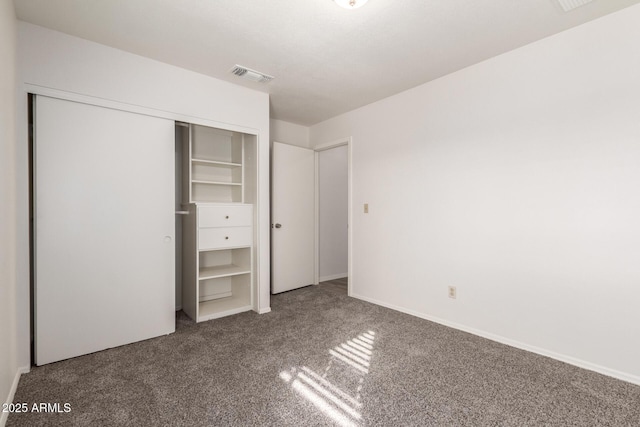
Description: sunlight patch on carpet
xmin=280 ymin=331 xmax=377 ymax=427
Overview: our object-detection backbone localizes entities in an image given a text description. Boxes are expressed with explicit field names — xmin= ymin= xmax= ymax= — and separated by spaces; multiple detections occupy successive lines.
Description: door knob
xmin=275 ymin=223 xmax=282 ymax=228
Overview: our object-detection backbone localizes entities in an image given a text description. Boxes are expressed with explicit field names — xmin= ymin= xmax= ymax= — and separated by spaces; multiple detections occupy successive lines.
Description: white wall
xmin=15 ymin=22 xmax=272 ymax=369
xmin=310 ymin=5 xmax=640 ymax=384
xmin=0 ymin=0 xmax=18 ymax=422
xmin=270 ymin=119 xmax=310 ymax=148
xmin=318 ymin=146 xmax=348 ymax=281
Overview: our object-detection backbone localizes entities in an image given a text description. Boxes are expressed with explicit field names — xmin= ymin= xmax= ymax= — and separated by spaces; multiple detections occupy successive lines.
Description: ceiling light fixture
xmin=334 ymin=0 xmax=369 ymax=9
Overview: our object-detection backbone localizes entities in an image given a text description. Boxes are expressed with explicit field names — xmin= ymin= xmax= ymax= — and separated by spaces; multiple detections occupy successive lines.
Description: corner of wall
xmin=269 ymin=119 xmax=310 ymax=148
xmin=0 ymin=367 xmax=29 ymax=427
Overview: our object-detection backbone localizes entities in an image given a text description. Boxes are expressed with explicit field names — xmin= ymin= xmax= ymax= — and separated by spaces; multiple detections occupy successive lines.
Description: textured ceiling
xmin=14 ymin=0 xmax=640 ymax=126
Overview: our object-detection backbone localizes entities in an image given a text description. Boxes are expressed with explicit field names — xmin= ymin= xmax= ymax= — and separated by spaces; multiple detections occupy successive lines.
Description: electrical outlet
xmin=364 ymin=203 xmax=369 ymax=213
xmin=448 ymin=286 xmax=457 ymax=299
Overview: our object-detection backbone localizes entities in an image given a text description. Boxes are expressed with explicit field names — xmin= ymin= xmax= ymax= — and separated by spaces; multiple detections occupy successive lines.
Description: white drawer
xmin=198 ymin=205 xmax=253 ymax=228
xmin=199 ymin=227 xmax=252 ymax=250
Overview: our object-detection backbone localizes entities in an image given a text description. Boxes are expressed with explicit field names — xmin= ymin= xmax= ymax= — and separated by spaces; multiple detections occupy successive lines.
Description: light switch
xmin=364 ymin=203 xmax=369 ymax=213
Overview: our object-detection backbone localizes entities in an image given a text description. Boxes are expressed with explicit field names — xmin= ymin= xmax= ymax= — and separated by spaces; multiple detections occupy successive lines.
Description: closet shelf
xmin=199 ymin=264 xmax=251 ymax=280
xmin=192 ymin=158 xmax=242 ymax=167
xmin=192 ymin=179 xmax=242 ymax=186
xmin=181 ymin=123 xmax=254 ymax=324
xmin=199 ymin=298 xmax=252 ymax=321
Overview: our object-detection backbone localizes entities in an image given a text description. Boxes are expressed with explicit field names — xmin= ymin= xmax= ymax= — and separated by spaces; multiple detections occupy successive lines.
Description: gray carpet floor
xmin=7 ymin=279 xmax=640 ymax=426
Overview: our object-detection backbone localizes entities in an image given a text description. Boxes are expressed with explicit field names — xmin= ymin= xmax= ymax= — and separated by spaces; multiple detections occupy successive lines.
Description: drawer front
xmin=198 ymin=205 xmax=253 ymax=228
xmin=199 ymin=227 xmax=252 ymax=250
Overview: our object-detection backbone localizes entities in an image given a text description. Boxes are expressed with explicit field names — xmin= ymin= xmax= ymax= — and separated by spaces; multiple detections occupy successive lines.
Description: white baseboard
xmin=351 ymin=293 xmax=640 ymax=387
xmin=258 ymin=307 xmax=271 ymax=314
xmin=319 ymin=273 xmax=348 ymax=282
xmin=1 ymin=366 xmax=30 ymax=427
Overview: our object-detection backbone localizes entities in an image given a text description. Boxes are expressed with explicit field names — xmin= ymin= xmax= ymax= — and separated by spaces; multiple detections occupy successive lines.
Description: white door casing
xmin=271 ymin=142 xmax=315 ymax=293
xmin=35 ymin=96 xmax=175 ymax=365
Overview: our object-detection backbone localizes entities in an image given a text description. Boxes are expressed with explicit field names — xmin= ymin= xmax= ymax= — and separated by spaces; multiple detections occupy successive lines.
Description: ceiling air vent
xmin=556 ymin=0 xmax=594 ymax=12
xmin=230 ymin=65 xmax=274 ymax=83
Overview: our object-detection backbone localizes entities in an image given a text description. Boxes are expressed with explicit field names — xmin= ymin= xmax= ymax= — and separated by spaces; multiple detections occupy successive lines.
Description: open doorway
xmin=270 ymin=138 xmax=352 ymax=295
xmin=315 ymin=138 xmax=352 ymax=295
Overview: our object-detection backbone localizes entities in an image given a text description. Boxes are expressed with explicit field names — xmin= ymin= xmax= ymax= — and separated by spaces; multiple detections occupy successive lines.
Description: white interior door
xmin=35 ymin=96 xmax=175 ymax=365
xmin=271 ymin=142 xmax=315 ymax=293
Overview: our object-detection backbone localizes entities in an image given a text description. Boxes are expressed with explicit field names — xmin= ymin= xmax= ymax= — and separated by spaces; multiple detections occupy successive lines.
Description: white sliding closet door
xmin=35 ymin=96 xmax=175 ymax=365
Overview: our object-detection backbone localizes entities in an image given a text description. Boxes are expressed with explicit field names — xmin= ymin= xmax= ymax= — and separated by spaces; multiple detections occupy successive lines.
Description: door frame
xmin=313 ymin=137 xmax=353 ymax=296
